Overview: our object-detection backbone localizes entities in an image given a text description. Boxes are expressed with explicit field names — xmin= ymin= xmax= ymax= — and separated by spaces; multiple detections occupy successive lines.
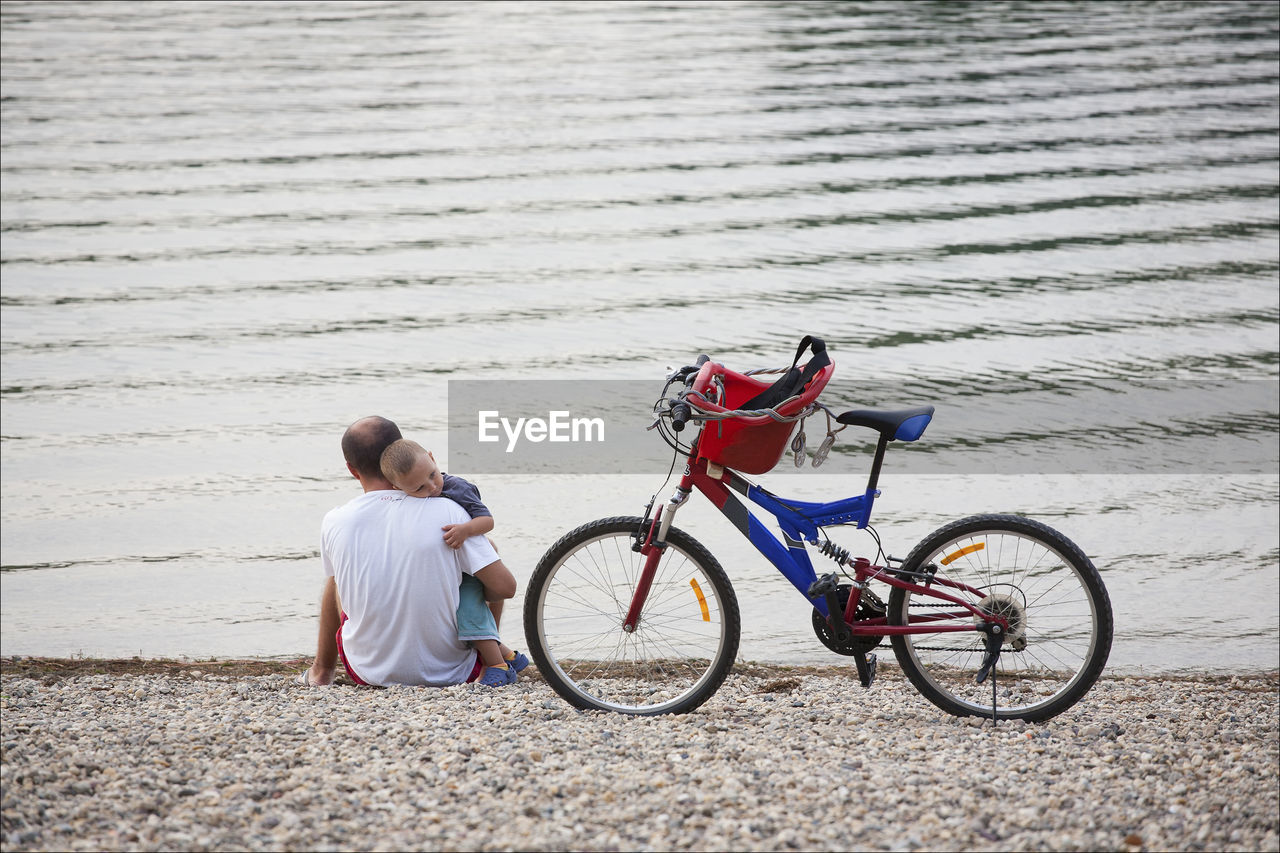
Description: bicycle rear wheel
xmin=888 ymin=514 xmax=1112 ymax=721
xmin=524 ymin=516 xmax=740 ymax=715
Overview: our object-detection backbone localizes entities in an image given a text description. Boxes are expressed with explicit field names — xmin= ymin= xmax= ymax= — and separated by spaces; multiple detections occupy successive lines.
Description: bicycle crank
xmin=811 ymin=583 xmax=885 ymax=656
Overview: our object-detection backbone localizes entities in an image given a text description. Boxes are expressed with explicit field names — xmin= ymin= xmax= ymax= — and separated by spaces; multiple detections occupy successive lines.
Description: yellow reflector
xmin=689 ymin=578 xmax=711 ymax=622
xmin=941 ymin=542 xmax=985 ymax=565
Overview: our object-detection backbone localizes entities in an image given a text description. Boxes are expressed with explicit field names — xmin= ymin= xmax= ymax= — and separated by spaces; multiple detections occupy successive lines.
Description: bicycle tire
xmin=524 ymin=516 xmax=740 ymax=715
xmin=887 ymin=514 xmax=1112 ymax=721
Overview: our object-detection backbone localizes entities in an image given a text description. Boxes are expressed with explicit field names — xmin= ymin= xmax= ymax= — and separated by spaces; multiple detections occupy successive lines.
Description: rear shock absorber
xmin=819 ymin=539 xmax=852 ymax=568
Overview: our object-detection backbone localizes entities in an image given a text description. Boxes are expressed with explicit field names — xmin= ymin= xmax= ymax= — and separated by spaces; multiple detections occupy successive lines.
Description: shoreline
xmin=2 ymin=654 xmax=1276 ymax=684
xmin=4 ymin=660 xmax=1277 ymax=852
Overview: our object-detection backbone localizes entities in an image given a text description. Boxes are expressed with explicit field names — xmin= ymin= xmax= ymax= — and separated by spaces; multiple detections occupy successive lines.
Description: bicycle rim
xmin=890 ymin=516 xmax=1111 ymax=720
xmin=529 ymin=521 xmax=738 ymax=715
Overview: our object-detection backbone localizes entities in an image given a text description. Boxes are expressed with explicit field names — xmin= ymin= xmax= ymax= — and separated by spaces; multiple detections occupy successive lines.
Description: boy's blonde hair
xmin=380 ymin=438 xmax=427 ymax=481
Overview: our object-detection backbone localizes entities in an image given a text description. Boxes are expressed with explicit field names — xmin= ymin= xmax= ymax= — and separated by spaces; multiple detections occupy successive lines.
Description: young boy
xmin=379 ymin=438 xmax=528 ymax=686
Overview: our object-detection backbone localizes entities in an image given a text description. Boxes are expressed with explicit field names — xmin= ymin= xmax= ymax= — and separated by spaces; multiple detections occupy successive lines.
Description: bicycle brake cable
xmin=865 ymin=524 xmax=887 ymax=567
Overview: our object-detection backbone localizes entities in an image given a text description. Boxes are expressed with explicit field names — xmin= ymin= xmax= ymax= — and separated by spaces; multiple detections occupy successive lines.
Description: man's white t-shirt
xmin=321 ymin=490 xmax=500 ymax=687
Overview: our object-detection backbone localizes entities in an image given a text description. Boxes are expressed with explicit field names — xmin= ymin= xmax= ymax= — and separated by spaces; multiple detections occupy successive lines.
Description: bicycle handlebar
xmin=671 ymin=401 xmax=692 ymax=432
xmin=659 ymin=355 xmax=712 ymax=433
xmin=659 ymin=353 xmax=830 ymax=433
xmin=667 ymin=355 xmax=711 ymax=388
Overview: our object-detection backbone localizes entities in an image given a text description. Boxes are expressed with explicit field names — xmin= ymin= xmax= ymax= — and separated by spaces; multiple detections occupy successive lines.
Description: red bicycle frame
xmin=623 ymin=453 xmax=1007 ymax=637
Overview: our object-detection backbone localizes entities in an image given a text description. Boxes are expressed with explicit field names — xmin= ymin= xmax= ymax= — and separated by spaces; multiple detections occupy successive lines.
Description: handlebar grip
xmin=695 ymin=354 xmax=710 ymax=366
xmin=671 ymin=401 xmax=692 ymax=432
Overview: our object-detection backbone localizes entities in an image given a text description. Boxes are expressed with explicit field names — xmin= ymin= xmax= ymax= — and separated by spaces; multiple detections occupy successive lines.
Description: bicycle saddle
xmin=836 ymin=405 xmax=935 ymax=442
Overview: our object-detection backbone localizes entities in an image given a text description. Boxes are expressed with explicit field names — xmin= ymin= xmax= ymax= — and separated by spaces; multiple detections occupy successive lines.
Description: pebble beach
xmin=2 ymin=658 xmax=1276 ymax=852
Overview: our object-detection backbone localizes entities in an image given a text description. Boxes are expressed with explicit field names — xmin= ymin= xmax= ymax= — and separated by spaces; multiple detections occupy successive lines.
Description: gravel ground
xmin=2 ymin=659 xmax=1276 ymax=852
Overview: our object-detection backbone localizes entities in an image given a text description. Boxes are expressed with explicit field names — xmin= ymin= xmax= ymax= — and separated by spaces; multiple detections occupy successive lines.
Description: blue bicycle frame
xmin=623 ymin=452 xmax=998 ymax=639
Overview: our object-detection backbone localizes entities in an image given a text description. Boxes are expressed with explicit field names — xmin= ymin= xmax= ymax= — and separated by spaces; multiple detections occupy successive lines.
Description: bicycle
xmin=523 ymin=336 xmax=1113 ymax=721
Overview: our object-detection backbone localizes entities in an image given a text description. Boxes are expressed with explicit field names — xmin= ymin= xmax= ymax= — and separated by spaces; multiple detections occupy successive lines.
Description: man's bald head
xmin=341 ymin=416 xmax=403 ymax=480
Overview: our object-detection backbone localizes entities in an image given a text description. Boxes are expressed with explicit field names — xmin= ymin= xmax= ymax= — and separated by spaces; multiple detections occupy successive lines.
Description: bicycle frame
xmin=529 ymin=349 xmax=1109 ymax=721
xmin=624 ymin=453 xmax=1005 ymax=638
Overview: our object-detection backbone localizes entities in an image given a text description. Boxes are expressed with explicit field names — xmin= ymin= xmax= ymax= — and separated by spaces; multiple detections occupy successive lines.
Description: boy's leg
xmin=473 ymin=638 xmax=505 ymax=668
xmin=458 ymin=575 xmax=510 ymax=679
xmin=484 ymin=597 xmax=530 ymax=671
xmin=486 ymin=599 xmax=515 ymax=660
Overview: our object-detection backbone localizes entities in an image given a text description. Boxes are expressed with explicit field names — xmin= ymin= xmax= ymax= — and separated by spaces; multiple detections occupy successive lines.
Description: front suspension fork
xmin=622 ymin=486 xmax=691 ymax=632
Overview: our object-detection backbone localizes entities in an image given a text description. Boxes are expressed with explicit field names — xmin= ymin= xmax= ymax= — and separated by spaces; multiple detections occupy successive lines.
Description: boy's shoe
xmin=479 ymin=664 xmax=516 ymax=687
xmin=506 ymin=651 xmax=530 ymax=673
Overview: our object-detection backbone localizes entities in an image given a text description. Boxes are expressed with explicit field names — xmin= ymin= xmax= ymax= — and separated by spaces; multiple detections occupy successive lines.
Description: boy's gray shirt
xmin=440 ymin=474 xmax=491 ymax=519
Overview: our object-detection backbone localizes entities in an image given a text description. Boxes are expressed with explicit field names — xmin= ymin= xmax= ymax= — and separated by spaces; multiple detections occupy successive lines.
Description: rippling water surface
xmin=2 ymin=1 xmax=1277 ymax=673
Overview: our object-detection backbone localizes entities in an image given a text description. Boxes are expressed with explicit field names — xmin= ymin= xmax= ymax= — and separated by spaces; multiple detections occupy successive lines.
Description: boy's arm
xmin=442 ymin=514 xmax=493 ymax=549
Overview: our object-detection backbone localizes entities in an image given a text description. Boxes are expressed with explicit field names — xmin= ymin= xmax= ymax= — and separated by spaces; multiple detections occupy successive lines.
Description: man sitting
xmin=300 ymin=416 xmax=518 ymax=687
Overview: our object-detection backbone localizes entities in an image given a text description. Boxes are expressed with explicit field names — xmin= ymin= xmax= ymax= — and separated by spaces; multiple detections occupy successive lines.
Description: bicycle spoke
xmin=890 ymin=516 xmax=1111 ymax=720
xmin=527 ymin=519 xmax=739 ymax=714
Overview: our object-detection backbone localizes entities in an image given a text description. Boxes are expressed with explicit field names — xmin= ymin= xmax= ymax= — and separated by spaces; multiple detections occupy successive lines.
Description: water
xmin=2 ymin=1 xmax=1277 ymax=674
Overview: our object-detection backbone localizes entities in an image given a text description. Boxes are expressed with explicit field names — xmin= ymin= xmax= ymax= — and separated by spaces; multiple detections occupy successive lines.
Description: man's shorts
xmin=336 ymin=612 xmax=483 ymax=685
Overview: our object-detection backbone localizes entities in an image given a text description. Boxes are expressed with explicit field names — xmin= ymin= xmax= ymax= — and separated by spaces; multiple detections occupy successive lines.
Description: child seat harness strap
xmin=740 ymin=335 xmax=830 ymax=411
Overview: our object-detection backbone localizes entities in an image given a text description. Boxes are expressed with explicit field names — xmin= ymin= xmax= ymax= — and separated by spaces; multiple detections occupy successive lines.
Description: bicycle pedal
xmin=854 ymin=652 xmax=877 ymax=689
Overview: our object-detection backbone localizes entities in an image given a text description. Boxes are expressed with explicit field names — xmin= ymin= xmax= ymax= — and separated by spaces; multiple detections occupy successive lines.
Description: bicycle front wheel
xmin=524 ymin=516 xmax=740 ymax=715
xmin=888 ymin=514 xmax=1112 ymax=721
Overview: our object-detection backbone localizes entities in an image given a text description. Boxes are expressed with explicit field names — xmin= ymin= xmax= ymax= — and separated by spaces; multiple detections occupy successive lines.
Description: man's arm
xmin=306 ymin=576 xmax=341 ymax=686
xmin=472 ymin=558 xmax=516 ymax=602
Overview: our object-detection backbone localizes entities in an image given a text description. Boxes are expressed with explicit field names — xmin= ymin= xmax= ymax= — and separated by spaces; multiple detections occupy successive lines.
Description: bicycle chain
xmin=903 ymin=601 xmax=987 ymax=652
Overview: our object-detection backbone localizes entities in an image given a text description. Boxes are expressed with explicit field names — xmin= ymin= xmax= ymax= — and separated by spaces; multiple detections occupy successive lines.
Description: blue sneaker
xmin=506 ymin=651 xmax=530 ymax=673
xmin=479 ymin=664 xmax=516 ymax=687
